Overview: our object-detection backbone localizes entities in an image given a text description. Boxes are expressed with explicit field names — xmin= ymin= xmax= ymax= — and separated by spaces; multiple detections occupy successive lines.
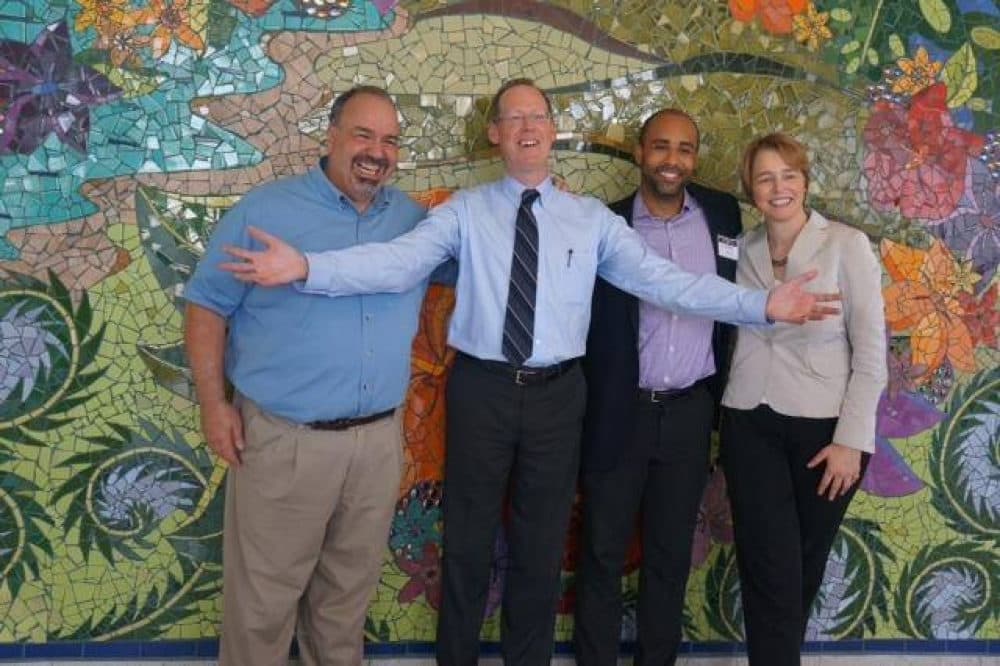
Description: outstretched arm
xmin=598 ymin=213 xmax=838 ymax=325
xmin=220 ymin=202 xmax=462 ymax=295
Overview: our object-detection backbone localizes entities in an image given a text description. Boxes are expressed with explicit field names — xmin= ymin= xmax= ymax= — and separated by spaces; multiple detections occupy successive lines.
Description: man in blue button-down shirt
xmin=183 ymin=86 xmax=426 ymax=666
xmin=221 ymin=79 xmax=838 ymax=665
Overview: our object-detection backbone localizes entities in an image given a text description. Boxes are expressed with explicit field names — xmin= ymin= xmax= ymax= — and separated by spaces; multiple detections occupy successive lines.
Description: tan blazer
xmin=721 ymin=211 xmax=887 ymax=452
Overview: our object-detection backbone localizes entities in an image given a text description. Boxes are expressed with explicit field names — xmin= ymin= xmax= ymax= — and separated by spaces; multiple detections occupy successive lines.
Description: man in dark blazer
xmin=573 ymin=109 xmax=742 ymax=666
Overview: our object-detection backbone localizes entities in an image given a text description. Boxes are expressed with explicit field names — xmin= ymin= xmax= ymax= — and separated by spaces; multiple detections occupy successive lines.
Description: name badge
xmin=717 ymin=235 xmax=739 ymax=261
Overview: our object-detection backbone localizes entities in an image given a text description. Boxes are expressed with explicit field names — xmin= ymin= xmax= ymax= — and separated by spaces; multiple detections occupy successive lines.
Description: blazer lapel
xmin=744 ymin=227 xmax=775 ymax=289
xmin=786 ymin=211 xmax=828 ymax=275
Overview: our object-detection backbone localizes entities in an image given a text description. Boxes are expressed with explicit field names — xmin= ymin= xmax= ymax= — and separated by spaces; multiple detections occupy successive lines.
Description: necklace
xmin=771 ymin=256 xmax=788 ymax=267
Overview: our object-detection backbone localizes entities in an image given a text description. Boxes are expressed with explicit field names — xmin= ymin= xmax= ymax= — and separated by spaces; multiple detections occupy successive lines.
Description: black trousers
xmin=720 ymin=404 xmax=870 ymax=666
xmin=574 ymin=383 xmax=714 ymax=666
xmin=436 ymin=354 xmax=586 ymax=666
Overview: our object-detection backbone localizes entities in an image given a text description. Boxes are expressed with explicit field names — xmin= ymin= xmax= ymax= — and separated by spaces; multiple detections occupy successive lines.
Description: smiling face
xmin=750 ymin=148 xmax=809 ymax=226
xmin=325 ymin=92 xmax=400 ymax=211
xmin=487 ymin=84 xmax=556 ymax=186
xmin=635 ymin=112 xmax=698 ymax=215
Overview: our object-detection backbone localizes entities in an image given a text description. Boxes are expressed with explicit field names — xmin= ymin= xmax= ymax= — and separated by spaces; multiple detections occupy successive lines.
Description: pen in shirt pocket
xmin=566 ymin=248 xmax=573 ymax=268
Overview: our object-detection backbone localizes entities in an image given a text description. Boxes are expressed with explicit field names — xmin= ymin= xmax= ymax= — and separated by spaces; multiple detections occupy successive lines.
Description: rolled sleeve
xmin=182 ymin=204 xmax=252 ymax=318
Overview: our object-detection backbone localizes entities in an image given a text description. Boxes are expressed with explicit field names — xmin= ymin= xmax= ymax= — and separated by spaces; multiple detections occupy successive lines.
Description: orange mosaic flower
xmin=729 ymin=0 xmax=808 ymax=35
xmin=95 ymin=19 xmax=149 ymax=67
xmin=792 ymin=2 xmax=832 ymax=51
xmin=74 ymin=0 xmax=130 ymax=35
xmin=881 ymin=238 xmax=978 ymax=379
xmin=136 ymin=0 xmax=205 ymax=58
xmin=891 ymin=47 xmax=944 ymax=96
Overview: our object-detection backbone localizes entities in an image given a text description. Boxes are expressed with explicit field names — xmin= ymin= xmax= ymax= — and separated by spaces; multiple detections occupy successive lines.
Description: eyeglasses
xmin=495 ymin=113 xmax=552 ymax=125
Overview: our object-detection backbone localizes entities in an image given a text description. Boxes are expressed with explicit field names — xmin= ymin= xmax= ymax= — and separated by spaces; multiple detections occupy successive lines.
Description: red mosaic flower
xmin=863 ymin=83 xmax=984 ymax=220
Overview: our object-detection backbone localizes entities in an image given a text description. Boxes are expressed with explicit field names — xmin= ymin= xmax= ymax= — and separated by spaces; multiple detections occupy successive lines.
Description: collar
xmin=500 ymin=173 xmax=556 ymax=207
xmin=633 ymin=187 xmax=698 ymax=223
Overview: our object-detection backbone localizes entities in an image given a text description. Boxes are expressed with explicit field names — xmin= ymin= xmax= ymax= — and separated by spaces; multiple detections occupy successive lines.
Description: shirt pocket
xmin=551 ymin=243 xmax=597 ymax=306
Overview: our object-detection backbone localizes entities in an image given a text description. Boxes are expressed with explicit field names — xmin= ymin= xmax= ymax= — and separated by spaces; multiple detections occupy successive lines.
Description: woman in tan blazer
xmin=720 ymin=133 xmax=887 ymax=666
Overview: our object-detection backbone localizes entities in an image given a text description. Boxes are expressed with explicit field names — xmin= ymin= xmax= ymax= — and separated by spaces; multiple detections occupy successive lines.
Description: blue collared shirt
xmin=303 ymin=176 xmax=768 ymax=366
xmin=183 ymin=160 xmax=427 ymax=423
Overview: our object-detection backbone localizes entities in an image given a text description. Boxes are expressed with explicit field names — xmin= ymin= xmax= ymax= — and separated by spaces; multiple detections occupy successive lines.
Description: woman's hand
xmin=807 ymin=443 xmax=861 ymax=501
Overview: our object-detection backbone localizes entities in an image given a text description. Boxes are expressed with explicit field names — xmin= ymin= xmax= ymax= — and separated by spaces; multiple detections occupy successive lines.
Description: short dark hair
xmin=487 ymin=78 xmax=554 ymax=123
xmin=638 ymin=108 xmax=700 ymax=148
xmin=328 ymin=85 xmax=395 ymax=124
xmin=740 ymin=132 xmax=811 ymax=198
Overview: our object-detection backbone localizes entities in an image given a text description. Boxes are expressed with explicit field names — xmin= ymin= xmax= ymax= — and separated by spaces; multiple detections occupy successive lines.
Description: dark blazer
xmin=580 ymin=184 xmax=742 ymax=473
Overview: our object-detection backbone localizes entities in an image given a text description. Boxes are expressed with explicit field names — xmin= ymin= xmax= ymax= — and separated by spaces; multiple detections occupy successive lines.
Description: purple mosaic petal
xmin=860 ymin=436 xmax=926 ymax=497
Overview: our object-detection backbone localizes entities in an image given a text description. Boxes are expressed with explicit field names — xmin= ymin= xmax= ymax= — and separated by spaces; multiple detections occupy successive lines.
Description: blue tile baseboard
xmin=0 ymin=638 xmax=995 ymax=660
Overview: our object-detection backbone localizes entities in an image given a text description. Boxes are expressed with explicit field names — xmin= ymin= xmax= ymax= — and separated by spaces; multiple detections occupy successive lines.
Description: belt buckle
xmin=515 ymin=368 xmax=531 ymax=386
xmin=648 ymin=389 xmax=661 ymax=403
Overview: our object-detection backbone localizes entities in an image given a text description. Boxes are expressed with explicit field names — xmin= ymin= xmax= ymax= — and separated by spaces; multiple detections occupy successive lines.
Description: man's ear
xmin=633 ymin=143 xmax=643 ymax=166
xmin=487 ymin=122 xmax=500 ymax=146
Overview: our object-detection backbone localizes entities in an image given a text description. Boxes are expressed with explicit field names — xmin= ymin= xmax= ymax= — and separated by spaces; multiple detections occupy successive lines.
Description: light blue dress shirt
xmin=184 ymin=160 xmax=427 ymax=423
xmin=303 ymin=176 xmax=768 ymax=367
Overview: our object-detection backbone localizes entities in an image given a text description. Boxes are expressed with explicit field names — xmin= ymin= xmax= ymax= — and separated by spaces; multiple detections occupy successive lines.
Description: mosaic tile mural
xmin=1 ymin=0 xmax=998 ymax=649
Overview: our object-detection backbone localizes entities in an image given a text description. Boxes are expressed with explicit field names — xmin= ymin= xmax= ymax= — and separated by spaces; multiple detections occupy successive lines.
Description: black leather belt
xmin=306 ymin=409 xmax=395 ymax=431
xmin=459 ymin=352 xmax=578 ymax=386
xmin=638 ymin=377 xmax=710 ymax=404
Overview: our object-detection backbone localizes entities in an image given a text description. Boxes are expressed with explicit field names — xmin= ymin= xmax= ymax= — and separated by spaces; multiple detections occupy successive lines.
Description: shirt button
xmin=672 ymin=314 xmax=678 ymax=321
xmin=663 ymin=375 xmax=670 ymax=383
xmin=669 ymin=345 xmax=675 ymax=352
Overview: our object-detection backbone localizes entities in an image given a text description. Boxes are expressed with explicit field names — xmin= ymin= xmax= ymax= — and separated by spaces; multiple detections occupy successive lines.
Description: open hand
xmin=765 ymin=269 xmax=841 ymax=324
xmin=807 ymin=443 xmax=861 ymax=501
xmin=220 ymin=227 xmax=308 ymax=286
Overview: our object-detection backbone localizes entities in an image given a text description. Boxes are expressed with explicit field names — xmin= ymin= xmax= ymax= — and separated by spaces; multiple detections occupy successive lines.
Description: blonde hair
xmin=740 ymin=132 xmax=811 ymax=199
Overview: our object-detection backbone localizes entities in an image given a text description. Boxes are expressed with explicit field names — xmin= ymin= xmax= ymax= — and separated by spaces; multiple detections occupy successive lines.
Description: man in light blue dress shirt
xmin=184 ymin=86 xmax=426 ymax=666
xmin=221 ymin=79 xmax=837 ymax=665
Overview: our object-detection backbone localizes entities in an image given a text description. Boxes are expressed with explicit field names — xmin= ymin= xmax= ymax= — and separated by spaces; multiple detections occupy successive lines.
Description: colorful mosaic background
xmin=1 ymin=0 xmax=998 ymax=649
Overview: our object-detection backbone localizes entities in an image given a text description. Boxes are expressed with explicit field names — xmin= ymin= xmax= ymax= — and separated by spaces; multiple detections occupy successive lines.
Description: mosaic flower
xmin=396 ymin=542 xmax=442 ymax=610
xmin=691 ymin=467 xmax=734 ymax=568
xmin=136 ymin=0 xmax=205 ymax=58
xmin=881 ymin=238 xmax=977 ymax=378
xmin=958 ymin=286 xmax=999 ymax=349
xmin=0 ymin=22 xmax=123 ymax=154
xmin=729 ymin=0 xmax=808 ymax=35
xmin=863 ymin=84 xmax=985 ymax=220
xmin=0 ymin=301 xmax=68 ymax=403
xmin=890 ymin=47 xmax=944 ymax=96
xmin=791 ymin=3 xmax=832 ymax=51
xmin=94 ymin=462 xmax=199 ymax=529
xmin=389 ymin=480 xmax=442 ymax=559
xmin=95 ymin=19 xmax=149 ymax=68
xmin=74 ymin=0 xmax=131 ymax=34
xmin=863 ymin=343 xmax=942 ymax=498
xmin=930 ymin=159 xmax=1000 ymax=291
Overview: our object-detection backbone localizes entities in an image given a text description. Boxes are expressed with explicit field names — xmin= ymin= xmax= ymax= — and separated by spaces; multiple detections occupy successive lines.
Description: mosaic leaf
xmin=928 ymin=367 xmax=1000 ymax=545
xmin=805 ymin=519 xmax=895 ymax=640
xmin=0 ymin=465 xmax=54 ymax=600
xmin=942 ymin=42 xmax=978 ymax=108
xmin=919 ymin=0 xmax=953 ymax=34
xmin=893 ymin=540 xmax=999 ymax=638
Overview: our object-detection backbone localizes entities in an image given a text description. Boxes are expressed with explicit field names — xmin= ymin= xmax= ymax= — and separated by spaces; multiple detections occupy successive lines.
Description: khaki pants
xmin=219 ymin=399 xmax=403 ymax=666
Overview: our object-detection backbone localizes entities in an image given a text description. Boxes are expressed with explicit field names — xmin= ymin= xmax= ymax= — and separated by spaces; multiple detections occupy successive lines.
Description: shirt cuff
xmin=298 ymin=252 xmax=328 ymax=294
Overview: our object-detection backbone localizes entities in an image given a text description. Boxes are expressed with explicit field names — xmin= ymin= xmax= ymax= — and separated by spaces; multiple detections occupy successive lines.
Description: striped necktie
xmin=502 ymin=188 xmax=540 ymax=367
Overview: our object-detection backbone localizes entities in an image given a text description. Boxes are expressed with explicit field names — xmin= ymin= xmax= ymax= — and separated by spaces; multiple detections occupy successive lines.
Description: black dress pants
xmin=574 ymin=383 xmax=714 ymax=666
xmin=720 ymin=404 xmax=870 ymax=666
xmin=436 ymin=354 xmax=586 ymax=666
